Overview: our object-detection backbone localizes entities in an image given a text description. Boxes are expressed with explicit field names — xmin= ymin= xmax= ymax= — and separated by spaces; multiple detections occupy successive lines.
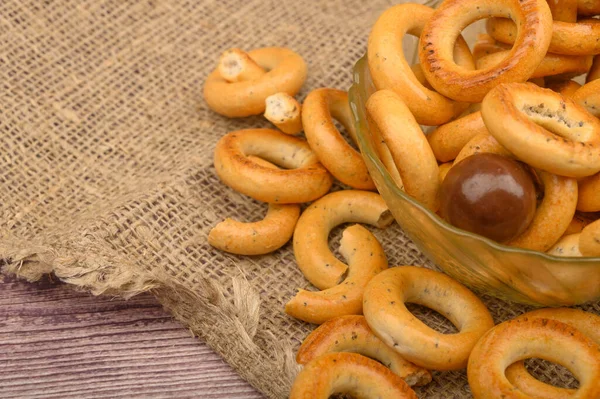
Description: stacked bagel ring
xmin=204 ymin=46 xmax=423 ymax=397
xmin=367 ymin=0 xmax=600 ymax=256
xmin=203 ymin=0 xmax=600 ymax=396
xmin=205 ymin=47 xmax=382 ymax=257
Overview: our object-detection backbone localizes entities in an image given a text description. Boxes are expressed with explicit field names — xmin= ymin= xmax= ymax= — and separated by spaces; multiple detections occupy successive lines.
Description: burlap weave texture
xmin=1 ymin=1 xmax=598 ymax=398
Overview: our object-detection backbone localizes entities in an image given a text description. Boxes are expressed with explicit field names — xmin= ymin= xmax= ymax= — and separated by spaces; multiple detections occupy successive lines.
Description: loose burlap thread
xmin=1 ymin=1 xmax=599 ymax=397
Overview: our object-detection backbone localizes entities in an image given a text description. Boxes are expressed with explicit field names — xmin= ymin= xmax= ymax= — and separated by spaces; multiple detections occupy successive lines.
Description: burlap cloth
xmin=1 ymin=0 xmax=598 ymax=397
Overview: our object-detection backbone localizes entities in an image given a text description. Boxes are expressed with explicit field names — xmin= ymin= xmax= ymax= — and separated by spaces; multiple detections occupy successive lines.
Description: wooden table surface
xmin=0 ymin=274 xmax=264 ymax=398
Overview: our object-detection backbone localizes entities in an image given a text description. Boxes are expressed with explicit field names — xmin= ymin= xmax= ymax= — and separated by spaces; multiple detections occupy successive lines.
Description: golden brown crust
xmin=368 ymin=3 xmax=473 ymax=126
xmin=488 ymin=17 xmax=600 ymax=56
xmin=453 ymin=134 xmax=577 ymax=252
xmin=292 ymin=190 xmax=393 ymax=290
xmin=363 ymin=266 xmax=494 ymax=371
xmin=204 ymin=47 xmax=307 ymax=117
xmin=564 ymin=213 xmax=595 ymax=235
xmin=577 ymin=172 xmax=600 ymax=212
xmin=507 ymin=170 xmax=577 ymax=251
xmin=476 ymin=51 xmax=593 ymax=80
xmin=366 ymin=90 xmax=440 ymax=211
xmin=302 ymin=88 xmax=375 ymax=190
xmin=264 ymin=93 xmax=303 ymax=135
xmin=213 ymin=129 xmax=332 ymax=204
xmin=420 ymin=0 xmax=553 ymax=103
xmin=579 ymin=218 xmax=600 ymax=256
xmin=208 ymin=156 xmax=300 ymax=255
xmin=547 ymin=0 xmax=578 ymax=22
xmin=285 ymin=224 xmax=387 ymax=324
xmin=506 ymin=308 xmax=600 ymax=398
xmin=468 ymin=318 xmax=600 ymax=399
xmin=453 ymin=132 xmax=512 ymax=165
xmin=481 ymin=83 xmax=600 ymax=178
xmin=572 ymin=79 xmax=600 ymax=118
xmin=296 ymin=315 xmax=432 ymax=386
xmin=547 ymin=233 xmax=582 ymax=256
xmin=428 ymin=111 xmax=488 ymax=163
xmin=289 ymin=353 xmax=418 ymax=399
xmin=208 ymin=204 xmax=300 ymax=255
xmin=472 ymin=33 xmax=511 ymax=63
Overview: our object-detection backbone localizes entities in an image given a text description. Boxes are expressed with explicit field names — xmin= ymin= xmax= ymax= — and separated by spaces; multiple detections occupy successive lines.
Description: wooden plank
xmin=0 ymin=275 xmax=264 ymax=398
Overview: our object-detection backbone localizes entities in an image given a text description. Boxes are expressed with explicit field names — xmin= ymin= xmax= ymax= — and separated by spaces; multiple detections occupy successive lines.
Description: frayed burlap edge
xmin=1 ymin=241 xmax=298 ymax=399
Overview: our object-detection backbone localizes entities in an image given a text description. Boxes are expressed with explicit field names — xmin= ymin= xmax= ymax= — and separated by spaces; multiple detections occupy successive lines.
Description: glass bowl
xmin=348 ymin=4 xmax=600 ymax=307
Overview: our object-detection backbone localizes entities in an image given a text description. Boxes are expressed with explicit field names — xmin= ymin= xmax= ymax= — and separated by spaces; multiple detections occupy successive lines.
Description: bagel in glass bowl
xmin=348 ymin=1 xmax=600 ymax=307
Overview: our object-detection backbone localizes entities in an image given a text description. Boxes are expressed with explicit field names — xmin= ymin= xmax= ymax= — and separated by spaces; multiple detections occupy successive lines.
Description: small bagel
xmin=208 ymin=203 xmax=299 ymax=255
xmin=505 ymin=308 xmax=600 ymax=398
xmin=577 ymin=172 xmax=600 ymax=212
xmin=548 ymin=0 xmax=578 ymax=22
xmin=363 ymin=266 xmax=494 ymax=371
xmin=285 ymin=224 xmax=387 ymax=324
xmin=547 ymin=233 xmax=583 ymax=257
xmin=468 ymin=318 xmax=600 ymax=399
xmin=587 ymin=55 xmax=600 ymax=82
xmin=507 ymin=170 xmax=577 ymax=252
xmin=368 ymin=3 xmax=474 ymax=126
xmin=419 ymin=0 xmax=553 ymax=103
xmin=289 ymin=352 xmax=417 ymax=399
xmin=578 ymin=0 xmax=600 ymax=16
xmin=487 ymin=17 xmax=600 ymax=55
xmin=302 ymin=88 xmax=375 ymax=190
xmin=572 ymin=79 xmax=600 ymax=118
xmin=476 ymin=51 xmax=593 ymax=80
xmin=296 ymin=315 xmax=432 ymax=387
xmin=580 ymin=218 xmax=600 ymax=256
xmin=214 ymin=129 xmax=332 ymax=204
xmin=208 ymin=156 xmax=300 ymax=255
xmin=428 ymin=111 xmax=488 ymax=163
xmin=453 ymin=134 xmax=577 ymax=251
xmin=481 ymin=83 xmax=600 ymax=178
xmin=546 ymin=79 xmax=582 ymax=98
xmin=204 ymin=47 xmax=307 ymax=117
xmin=366 ymin=90 xmax=439 ymax=211
xmin=264 ymin=93 xmax=303 ymax=135
xmin=293 ymin=190 xmax=393 ymax=290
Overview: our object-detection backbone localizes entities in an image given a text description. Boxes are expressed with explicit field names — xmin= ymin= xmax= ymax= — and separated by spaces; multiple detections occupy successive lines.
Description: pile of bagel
xmin=203 ymin=0 xmax=600 ymax=397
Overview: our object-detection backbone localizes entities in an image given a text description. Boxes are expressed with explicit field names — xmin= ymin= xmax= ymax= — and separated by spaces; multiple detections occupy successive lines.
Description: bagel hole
xmin=328 ymin=222 xmax=381 ymax=281
xmin=460 ymin=20 xmax=490 ymax=54
xmin=404 ymin=34 xmax=420 ymax=65
xmin=515 ymin=358 xmax=579 ymax=390
xmin=333 ymin=119 xmax=359 ymax=152
xmin=405 ymin=303 xmax=459 ymax=334
xmin=328 ymin=222 xmax=361 ymax=268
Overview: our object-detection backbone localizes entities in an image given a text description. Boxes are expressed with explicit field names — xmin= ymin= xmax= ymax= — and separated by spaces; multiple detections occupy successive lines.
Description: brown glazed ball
xmin=440 ymin=153 xmax=537 ymax=243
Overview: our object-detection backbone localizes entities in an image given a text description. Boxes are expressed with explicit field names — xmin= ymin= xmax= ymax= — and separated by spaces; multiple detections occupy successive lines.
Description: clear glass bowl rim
xmin=348 ymin=55 xmax=600 ymax=265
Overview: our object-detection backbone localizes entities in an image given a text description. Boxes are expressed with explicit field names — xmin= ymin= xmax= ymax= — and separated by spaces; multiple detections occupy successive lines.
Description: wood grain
xmin=0 ymin=275 xmax=264 ymax=399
